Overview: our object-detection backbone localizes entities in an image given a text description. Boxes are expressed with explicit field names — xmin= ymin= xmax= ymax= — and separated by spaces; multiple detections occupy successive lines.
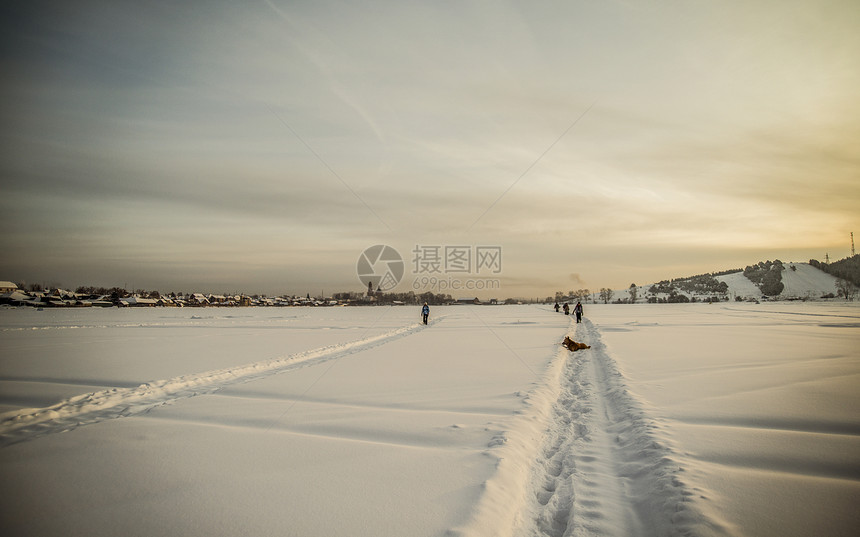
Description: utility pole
xmin=852 ymin=232 xmax=855 ymax=256
xmin=825 ymin=253 xmax=830 ymax=264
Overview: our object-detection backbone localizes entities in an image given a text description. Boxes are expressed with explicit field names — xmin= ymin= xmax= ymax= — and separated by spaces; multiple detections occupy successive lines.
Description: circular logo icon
xmin=357 ymin=245 xmax=404 ymax=292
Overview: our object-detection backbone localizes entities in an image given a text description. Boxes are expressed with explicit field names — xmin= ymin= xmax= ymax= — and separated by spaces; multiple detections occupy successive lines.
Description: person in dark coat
xmin=421 ymin=302 xmax=430 ymax=325
xmin=554 ymin=302 xmax=560 ymax=312
xmin=563 ymin=303 xmax=569 ymax=315
xmin=573 ymin=301 xmax=583 ymax=323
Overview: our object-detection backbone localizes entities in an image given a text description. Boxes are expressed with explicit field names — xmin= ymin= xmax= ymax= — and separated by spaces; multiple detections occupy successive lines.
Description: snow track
xmin=0 ymin=321 xmax=427 ymax=447
xmin=457 ymin=318 xmax=725 ymax=537
xmin=527 ymin=320 xmax=642 ymax=537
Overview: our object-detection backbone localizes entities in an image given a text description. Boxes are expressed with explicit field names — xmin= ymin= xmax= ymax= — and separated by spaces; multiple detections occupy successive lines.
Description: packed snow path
xmin=469 ymin=317 xmax=725 ymax=537
xmin=523 ymin=319 xmax=643 ymax=537
xmin=0 ymin=320 xmax=430 ymax=447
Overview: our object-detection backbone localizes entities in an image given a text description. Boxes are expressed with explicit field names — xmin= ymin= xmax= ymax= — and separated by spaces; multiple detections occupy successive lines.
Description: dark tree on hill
xmin=760 ymin=266 xmax=785 ymax=296
xmin=744 ymin=260 xmax=785 ymax=296
xmin=811 ymin=255 xmax=860 ymax=286
xmin=628 ymin=284 xmax=638 ymax=304
xmin=599 ymin=288 xmax=614 ymax=304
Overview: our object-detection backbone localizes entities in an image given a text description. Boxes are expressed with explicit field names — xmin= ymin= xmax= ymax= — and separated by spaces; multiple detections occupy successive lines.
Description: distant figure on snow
xmin=563 ymin=303 xmax=570 ymax=315
xmin=554 ymin=302 xmax=560 ymax=312
xmin=421 ymin=302 xmax=430 ymax=325
xmin=573 ymin=301 xmax=583 ymax=323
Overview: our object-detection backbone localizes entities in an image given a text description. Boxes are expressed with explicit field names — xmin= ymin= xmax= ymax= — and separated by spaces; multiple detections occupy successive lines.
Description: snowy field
xmin=0 ymin=303 xmax=858 ymax=536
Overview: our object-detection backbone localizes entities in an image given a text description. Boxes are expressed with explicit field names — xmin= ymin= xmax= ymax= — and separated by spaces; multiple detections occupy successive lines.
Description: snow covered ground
xmin=0 ymin=304 xmax=857 ymax=536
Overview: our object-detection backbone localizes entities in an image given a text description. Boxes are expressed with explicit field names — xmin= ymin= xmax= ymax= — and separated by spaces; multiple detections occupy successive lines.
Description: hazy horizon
xmin=2 ymin=1 xmax=858 ymax=298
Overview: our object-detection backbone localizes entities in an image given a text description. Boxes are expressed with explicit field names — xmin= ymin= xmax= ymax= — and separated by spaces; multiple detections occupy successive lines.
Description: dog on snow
xmin=562 ymin=336 xmax=590 ymax=351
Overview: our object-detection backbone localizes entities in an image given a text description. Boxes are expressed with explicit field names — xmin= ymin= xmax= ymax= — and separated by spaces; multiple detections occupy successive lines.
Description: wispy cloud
xmin=467 ymin=101 xmax=597 ymax=231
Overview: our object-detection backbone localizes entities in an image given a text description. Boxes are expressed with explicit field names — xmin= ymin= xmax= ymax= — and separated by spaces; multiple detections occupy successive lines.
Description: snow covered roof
xmin=1 ymin=291 xmax=29 ymax=302
xmin=124 ymin=297 xmax=158 ymax=305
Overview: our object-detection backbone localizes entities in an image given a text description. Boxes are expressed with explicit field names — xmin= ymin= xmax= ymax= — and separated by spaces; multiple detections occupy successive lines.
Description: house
xmin=122 ymin=296 xmax=158 ymax=307
xmin=90 ymin=295 xmax=114 ymax=307
xmin=0 ymin=290 xmax=30 ymax=305
xmin=190 ymin=293 xmax=210 ymax=306
xmin=0 ymin=281 xmax=19 ymax=294
xmin=48 ymin=288 xmax=78 ymax=300
xmin=455 ymin=297 xmax=481 ymax=305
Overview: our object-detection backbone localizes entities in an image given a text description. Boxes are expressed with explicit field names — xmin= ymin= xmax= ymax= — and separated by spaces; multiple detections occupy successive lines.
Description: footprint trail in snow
xmin=514 ymin=318 xmax=725 ymax=537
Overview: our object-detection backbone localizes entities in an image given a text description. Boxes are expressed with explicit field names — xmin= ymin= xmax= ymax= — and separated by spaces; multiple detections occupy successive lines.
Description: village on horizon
xmin=1 ymin=255 xmax=857 ymax=309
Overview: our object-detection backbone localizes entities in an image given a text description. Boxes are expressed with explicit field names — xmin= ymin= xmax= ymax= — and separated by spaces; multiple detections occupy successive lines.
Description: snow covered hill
xmin=778 ymin=262 xmax=840 ymax=298
xmin=716 ymin=271 xmax=762 ymax=300
xmin=612 ymin=262 xmax=842 ymax=303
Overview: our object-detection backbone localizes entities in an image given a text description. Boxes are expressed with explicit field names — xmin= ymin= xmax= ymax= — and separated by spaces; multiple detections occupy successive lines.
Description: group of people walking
xmin=420 ymin=301 xmax=583 ymax=326
xmin=554 ymin=301 xmax=583 ymax=323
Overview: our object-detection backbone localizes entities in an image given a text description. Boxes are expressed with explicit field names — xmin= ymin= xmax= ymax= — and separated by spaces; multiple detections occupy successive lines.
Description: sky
xmin=1 ymin=0 xmax=858 ymax=299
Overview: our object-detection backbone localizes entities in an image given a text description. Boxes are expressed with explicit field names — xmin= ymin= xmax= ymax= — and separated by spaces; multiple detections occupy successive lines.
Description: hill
xmin=609 ymin=261 xmax=846 ymax=303
xmin=809 ymin=254 xmax=860 ymax=286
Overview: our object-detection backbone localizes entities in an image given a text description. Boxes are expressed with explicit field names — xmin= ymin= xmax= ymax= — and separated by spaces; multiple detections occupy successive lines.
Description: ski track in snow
xmin=458 ymin=317 xmax=726 ymax=537
xmin=0 ymin=320 xmax=430 ymax=447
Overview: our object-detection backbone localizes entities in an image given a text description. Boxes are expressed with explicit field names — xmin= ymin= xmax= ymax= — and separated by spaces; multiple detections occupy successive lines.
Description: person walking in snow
xmin=421 ymin=302 xmax=430 ymax=325
xmin=554 ymin=302 xmax=560 ymax=312
xmin=573 ymin=301 xmax=583 ymax=323
xmin=563 ymin=303 xmax=569 ymax=315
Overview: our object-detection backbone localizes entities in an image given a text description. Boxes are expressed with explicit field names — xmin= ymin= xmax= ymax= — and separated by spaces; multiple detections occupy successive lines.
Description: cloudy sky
xmin=2 ymin=0 xmax=858 ymax=298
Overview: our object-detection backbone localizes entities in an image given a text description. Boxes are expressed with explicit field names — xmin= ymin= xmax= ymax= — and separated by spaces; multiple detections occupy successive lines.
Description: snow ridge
xmin=455 ymin=318 xmax=727 ymax=537
xmin=0 ymin=320 xmax=428 ymax=447
xmin=578 ymin=320 xmax=728 ymax=537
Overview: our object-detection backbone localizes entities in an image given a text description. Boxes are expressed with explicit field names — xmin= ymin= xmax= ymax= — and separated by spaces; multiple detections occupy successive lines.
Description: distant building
xmin=122 ymin=296 xmax=158 ymax=307
xmin=0 ymin=290 xmax=29 ymax=305
xmin=455 ymin=297 xmax=481 ymax=305
xmin=190 ymin=293 xmax=210 ymax=306
xmin=0 ymin=281 xmax=18 ymax=294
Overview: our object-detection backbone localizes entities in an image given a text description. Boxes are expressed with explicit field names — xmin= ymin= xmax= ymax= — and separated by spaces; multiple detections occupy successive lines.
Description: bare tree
xmin=629 ymin=283 xmax=638 ymax=304
xmin=599 ymin=287 xmax=614 ymax=304
xmin=836 ymin=278 xmax=857 ymax=301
